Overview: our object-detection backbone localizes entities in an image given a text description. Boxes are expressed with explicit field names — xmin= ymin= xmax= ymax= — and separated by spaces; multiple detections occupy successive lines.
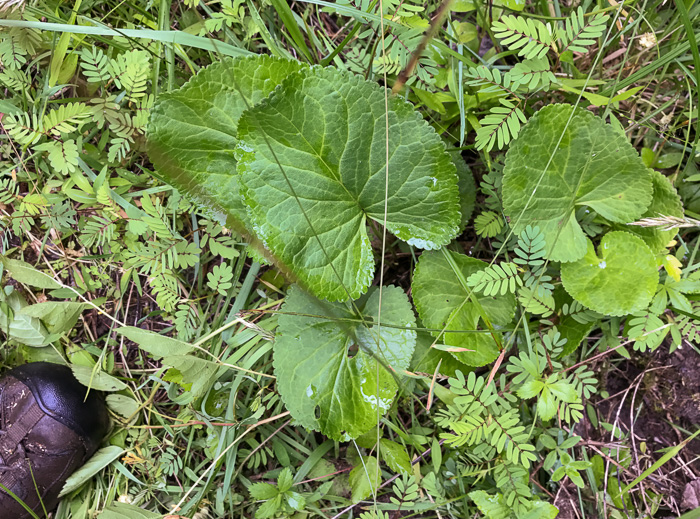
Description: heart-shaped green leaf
xmin=561 ymin=231 xmax=658 ymax=316
xmin=236 ymin=67 xmax=461 ymax=301
xmin=20 ymin=301 xmax=91 ymax=334
xmin=349 ymin=456 xmax=381 ymax=503
xmin=147 ymin=55 xmax=308 ymax=228
xmin=274 ymin=285 xmax=416 ymax=440
xmin=412 ymin=250 xmax=516 ymax=367
xmin=502 ymin=104 xmax=653 ymax=263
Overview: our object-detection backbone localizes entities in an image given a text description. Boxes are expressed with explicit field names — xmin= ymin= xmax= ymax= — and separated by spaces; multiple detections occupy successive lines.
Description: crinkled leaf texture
xmin=236 ymin=66 xmax=461 ymax=301
xmin=561 ymin=231 xmax=658 ymax=316
xmin=503 ymin=104 xmax=653 ymax=263
xmin=147 ymin=55 xmax=308 ymax=227
xmin=274 ymin=285 xmax=416 ymax=441
xmin=412 ymin=250 xmax=516 ymax=367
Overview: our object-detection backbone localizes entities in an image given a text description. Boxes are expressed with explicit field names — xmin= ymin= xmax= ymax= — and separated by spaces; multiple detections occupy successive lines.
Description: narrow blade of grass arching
xmin=218 ymin=326 xmax=275 ymax=513
xmin=245 ymin=0 xmax=291 ymax=59
xmin=293 ymin=440 xmax=334 ymax=484
xmin=426 ymin=359 xmax=442 ymax=411
xmin=177 ymin=330 xmax=274 ymax=514
xmin=620 ymin=428 xmax=700 ymax=496
xmin=0 ymin=18 xmax=252 ymax=57
xmin=319 ymin=0 xmax=377 ymax=66
xmin=598 ymin=38 xmax=693 ymax=96
xmin=156 ymin=0 xmax=175 ymax=93
xmin=376 ymin=3 xmax=391 ymax=512
xmin=270 ymin=0 xmax=315 ymax=62
xmin=0 ymin=483 xmax=41 ymax=518
xmin=298 ymin=0 xmax=401 ymax=27
xmin=221 ymin=259 xmax=261 ymax=343
xmin=47 ymin=0 xmax=80 ymax=88
xmin=173 ymin=412 xmax=291 ymax=516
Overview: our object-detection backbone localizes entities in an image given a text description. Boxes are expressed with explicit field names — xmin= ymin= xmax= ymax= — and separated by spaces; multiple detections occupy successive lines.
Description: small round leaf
xmin=561 ymin=231 xmax=658 ymax=316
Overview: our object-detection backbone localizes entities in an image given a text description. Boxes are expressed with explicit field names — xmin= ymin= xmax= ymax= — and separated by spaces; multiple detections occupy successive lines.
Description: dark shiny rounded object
xmin=0 ymin=362 xmax=110 ymax=518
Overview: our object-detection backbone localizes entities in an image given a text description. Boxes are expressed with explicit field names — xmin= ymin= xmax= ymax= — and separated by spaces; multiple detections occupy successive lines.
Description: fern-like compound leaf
xmin=42 ymin=102 xmax=92 ymax=137
xmin=0 ymin=35 xmax=28 ymax=70
xmin=510 ymin=57 xmax=557 ymax=90
xmin=0 ymin=178 xmax=19 ymax=206
xmin=464 ymin=65 xmax=515 ymax=94
xmin=80 ymin=47 xmax=112 ymax=83
xmin=518 ymin=285 xmax=555 ymax=317
xmin=558 ymin=7 xmax=610 ymax=54
xmin=492 ymin=15 xmax=554 ymax=59
xmin=0 ymin=68 xmax=29 ymax=91
xmin=627 ymin=311 xmax=668 ymax=352
xmin=475 ymin=99 xmax=528 ymax=151
xmin=110 ymin=50 xmax=151 ymax=99
xmin=677 ymin=302 xmax=700 ymax=345
xmin=494 ymin=463 xmax=532 ymax=516
xmin=567 ymin=366 xmax=598 ymax=400
xmin=513 ymin=225 xmax=546 ymax=267
xmin=561 ymin=299 xmax=603 ymax=324
xmin=80 ymin=215 xmax=117 ymax=248
xmin=3 ymin=112 xmax=42 ymax=146
xmin=468 ymin=262 xmax=522 ymax=297
xmin=474 ymin=210 xmax=504 ymax=237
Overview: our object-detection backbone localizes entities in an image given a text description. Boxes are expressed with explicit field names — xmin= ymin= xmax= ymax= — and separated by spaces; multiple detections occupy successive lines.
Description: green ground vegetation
xmin=0 ymin=0 xmax=699 ymax=518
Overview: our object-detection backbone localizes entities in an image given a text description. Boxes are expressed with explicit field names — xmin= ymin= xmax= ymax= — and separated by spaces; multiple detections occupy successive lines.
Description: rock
xmin=682 ymin=480 xmax=700 ymax=511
